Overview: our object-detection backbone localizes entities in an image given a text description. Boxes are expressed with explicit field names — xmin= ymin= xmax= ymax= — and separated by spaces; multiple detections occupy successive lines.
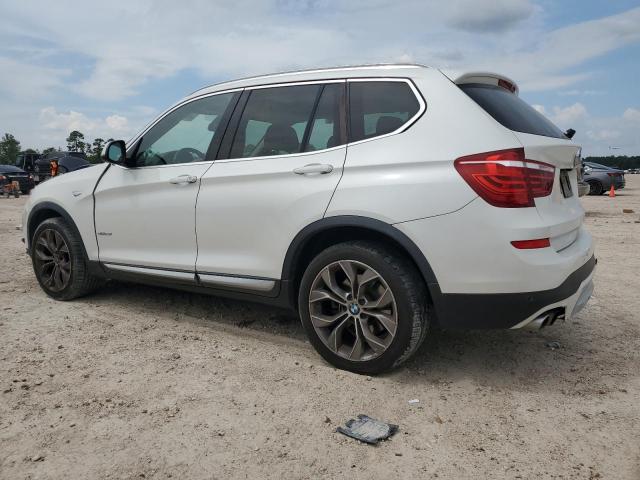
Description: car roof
xmin=187 ymin=64 xmax=430 ymax=99
xmin=585 ymin=161 xmax=613 ymax=169
xmin=0 ymin=165 xmax=25 ymax=173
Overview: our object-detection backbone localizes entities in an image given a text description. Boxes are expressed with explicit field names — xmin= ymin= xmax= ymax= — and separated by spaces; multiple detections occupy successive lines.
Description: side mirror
xmin=102 ymin=140 xmax=127 ymax=165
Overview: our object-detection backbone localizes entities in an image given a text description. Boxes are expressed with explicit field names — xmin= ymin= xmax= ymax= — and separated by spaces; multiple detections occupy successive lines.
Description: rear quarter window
xmin=460 ymin=83 xmax=566 ymax=139
xmin=348 ymin=81 xmax=421 ymax=143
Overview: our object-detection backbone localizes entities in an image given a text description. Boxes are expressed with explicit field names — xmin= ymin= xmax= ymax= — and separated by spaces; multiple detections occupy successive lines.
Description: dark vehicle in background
xmin=34 ymin=151 xmax=91 ymax=183
xmin=15 ymin=152 xmax=41 ymax=180
xmin=0 ymin=165 xmax=35 ymax=194
xmin=583 ymin=161 xmax=625 ymax=195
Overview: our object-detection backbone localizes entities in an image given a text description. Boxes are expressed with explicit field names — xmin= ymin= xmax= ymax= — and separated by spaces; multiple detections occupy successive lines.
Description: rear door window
xmin=460 ymin=83 xmax=566 ymax=139
xmin=348 ymin=81 xmax=421 ymax=143
xmin=229 ymin=84 xmax=320 ymax=159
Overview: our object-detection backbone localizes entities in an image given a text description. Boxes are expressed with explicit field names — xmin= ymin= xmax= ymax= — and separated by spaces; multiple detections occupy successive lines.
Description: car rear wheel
xmin=298 ymin=241 xmax=430 ymax=374
xmin=32 ymin=217 xmax=103 ymax=300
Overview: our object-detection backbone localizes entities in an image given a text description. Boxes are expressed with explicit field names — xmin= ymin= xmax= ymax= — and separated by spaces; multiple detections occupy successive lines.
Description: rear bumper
xmin=432 ymin=255 xmax=596 ymax=329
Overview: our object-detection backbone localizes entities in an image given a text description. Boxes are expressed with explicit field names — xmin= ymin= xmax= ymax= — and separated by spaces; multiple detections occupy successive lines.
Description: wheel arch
xmin=27 ymin=202 xmax=89 ymax=260
xmin=281 ymin=215 xmax=442 ymax=313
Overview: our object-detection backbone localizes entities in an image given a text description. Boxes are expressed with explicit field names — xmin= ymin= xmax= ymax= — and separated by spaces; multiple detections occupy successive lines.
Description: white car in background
xmin=22 ymin=64 xmax=595 ymax=373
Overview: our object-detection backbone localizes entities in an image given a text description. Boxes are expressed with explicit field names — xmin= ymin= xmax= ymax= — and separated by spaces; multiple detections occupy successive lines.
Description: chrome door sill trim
xmin=198 ymin=273 xmax=275 ymax=292
xmin=103 ymin=263 xmax=195 ymax=281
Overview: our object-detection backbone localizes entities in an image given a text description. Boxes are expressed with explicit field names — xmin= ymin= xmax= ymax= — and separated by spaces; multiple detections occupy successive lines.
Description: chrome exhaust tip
xmin=521 ymin=308 xmax=564 ymax=331
xmin=522 ymin=313 xmax=549 ymax=331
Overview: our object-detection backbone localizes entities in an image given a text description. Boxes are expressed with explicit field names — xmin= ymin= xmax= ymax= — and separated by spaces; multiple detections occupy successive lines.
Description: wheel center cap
xmin=349 ymin=303 xmax=360 ymax=315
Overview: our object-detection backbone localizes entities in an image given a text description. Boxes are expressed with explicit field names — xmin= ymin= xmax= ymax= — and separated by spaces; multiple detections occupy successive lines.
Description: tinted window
xmin=460 ymin=83 xmax=565 ymax=139
xmin=348 ymin=81 xmax=420 ymax=142
xmin=230 ymin=85 xmax=320 ymax=159
xmin=304 ymin=83 xmax=343 ymax=152
xmin=135 ymin=93 xmax=235 ymax=167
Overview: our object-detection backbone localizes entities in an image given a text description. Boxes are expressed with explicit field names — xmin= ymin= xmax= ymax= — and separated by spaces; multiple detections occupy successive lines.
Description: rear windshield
xmin=460 ymin=83 xmax=566 ymax=139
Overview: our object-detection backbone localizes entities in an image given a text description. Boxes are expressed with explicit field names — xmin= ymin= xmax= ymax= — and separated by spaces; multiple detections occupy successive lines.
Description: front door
xmin=94 ymin=91 xmax=238 ymax=273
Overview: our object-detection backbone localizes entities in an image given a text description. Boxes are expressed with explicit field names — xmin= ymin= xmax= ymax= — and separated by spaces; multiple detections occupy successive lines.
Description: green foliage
xmin=88 ymin=137 xmax=105 ymax=163
xmin=66 ymin=130 xmax=86 ymax=153
xmin=0 ymin=133 xmax=21 ymax=165
xmin=584 ymin=156 xmax=640 ymax=170
xmin=42 ymin=147 xmax=57 ymax=156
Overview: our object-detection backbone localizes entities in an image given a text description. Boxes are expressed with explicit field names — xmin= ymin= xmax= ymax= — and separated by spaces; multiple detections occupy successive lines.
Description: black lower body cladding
xmin=432 ymin=256 xmax=596 ymax=329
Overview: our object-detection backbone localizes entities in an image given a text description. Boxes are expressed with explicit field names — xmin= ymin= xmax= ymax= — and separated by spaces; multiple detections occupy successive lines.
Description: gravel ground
xmin=1 ymin=177 xmax=639 ymax=480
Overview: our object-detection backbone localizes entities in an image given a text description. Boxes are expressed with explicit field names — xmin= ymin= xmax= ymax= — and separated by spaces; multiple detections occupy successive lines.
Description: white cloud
xmin=38 ymin=107 xmax=137 ymax=145
xmin=586 ymin=129 xmax=621 ymax=141
xmin=105 ymin=115 xmax=129 ymax=132
xmin=623 ymin=108 xmax=640 ymax=122
xmin=550 ymin=103 xmax=588 ymax=126
xmin=0 ymin=56 xmax=70 ymax=97
xmin=1 ymin=2 xmax=639 ymax=101
xmin=534 ymin=103 xmax=639 ymax=155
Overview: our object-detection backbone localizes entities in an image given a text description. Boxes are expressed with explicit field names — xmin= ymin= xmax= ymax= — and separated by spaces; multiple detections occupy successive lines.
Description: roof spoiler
xmin=439 ymin=70 xmax=520 ymax=96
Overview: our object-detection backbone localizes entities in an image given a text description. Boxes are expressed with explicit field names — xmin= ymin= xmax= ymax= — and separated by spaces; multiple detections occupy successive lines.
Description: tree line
xmin=583 ymin=156 xmax=640 ymax=170
xmin=0 ymin=131 xmax=113 ymax=165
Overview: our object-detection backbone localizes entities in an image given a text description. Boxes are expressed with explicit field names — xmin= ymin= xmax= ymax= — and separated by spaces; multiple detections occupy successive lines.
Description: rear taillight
xmin=454 ymin=148 xmax=555 ymax=208
xmin=50 ymin=160 xmax=58 ymax=177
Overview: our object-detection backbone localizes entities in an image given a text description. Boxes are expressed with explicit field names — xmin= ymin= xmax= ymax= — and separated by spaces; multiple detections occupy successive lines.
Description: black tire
xmin=31 ymin=217 xmax=103 ymax=300
xmin=298 ymin=241 xmax=430 ymax=374
xmin=587 ymin=180 xmax=603 ymax=196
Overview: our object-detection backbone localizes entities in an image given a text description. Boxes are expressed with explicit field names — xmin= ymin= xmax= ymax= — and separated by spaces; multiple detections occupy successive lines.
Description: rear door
xmin=195 ymin=81 xmax=347 ymax=284
xmin=94 ymin=91 xmax=238 ymax=274
xmin=459 ymin=81 xmax=583 ymax=250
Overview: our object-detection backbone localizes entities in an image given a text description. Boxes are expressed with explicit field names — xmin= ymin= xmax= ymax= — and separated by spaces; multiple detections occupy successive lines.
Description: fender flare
xmin=27 ymin=201 xmax=89 ymax=260
xmin=281 ymin=215 xmax=443 ymax=309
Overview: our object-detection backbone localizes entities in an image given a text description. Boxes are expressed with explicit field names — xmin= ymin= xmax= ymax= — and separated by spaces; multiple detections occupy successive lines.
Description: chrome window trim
xmin=245 ymin=79 xmax=345 ymax=90
xmin=124 ymin=77 xmax=425 ymax=167
xmin=346 ymin=77 xmax=426 ymax=147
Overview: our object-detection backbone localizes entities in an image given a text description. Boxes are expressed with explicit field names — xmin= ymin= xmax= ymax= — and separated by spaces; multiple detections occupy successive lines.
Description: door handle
xmin=293 ymin=163 xmax=334 ymax=175
xmin=169 ymin=175 xmax=198 ymax=184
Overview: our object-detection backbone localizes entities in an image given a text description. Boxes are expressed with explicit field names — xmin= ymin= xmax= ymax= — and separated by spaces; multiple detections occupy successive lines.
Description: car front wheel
xmin=298 ymin=241 xmax=430 ymax=374
xmin=31 ymin=217 xmax=103 ymax=300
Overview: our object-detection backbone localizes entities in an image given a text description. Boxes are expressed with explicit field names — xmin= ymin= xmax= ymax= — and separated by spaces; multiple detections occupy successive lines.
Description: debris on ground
xmin=546 ymin=341 xmax=561 ymax=350
xmin=408 ymin=399 xmax=420 ymax=405
xmin=622 ymin=209 xmax=634 ymax=213
xmin=337 ymin=415 xmax=398 ymax=445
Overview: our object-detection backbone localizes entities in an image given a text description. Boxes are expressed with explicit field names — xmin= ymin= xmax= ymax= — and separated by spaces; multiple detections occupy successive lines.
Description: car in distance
xmin=34 ymin=151 xmax=91 ymax=183
xmin=22 ymin=65 xmax=596 ymax=374
xmin=0 ymin=164 xmax=35 ymax=194
xmin=15 ymin=151 xmax=41 ymax=181
xmin=583 ymin=161 xmax=625 ymax=195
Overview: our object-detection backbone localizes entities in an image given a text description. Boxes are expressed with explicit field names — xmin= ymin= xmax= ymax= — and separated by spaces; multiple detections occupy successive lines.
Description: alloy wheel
xmin=34 ymin=229 xmax=71 ymax=292
xmin=308 ymin=260 xmax=398 ymax=362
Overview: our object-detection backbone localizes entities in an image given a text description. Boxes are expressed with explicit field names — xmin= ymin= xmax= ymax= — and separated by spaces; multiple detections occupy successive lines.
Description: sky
xmin=1 ymin=0 xmax=639 ymax=156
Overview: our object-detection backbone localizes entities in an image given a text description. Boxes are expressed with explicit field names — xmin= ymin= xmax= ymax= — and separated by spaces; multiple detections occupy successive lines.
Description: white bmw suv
xmin=23 ymin=65 xmax=595 ymax=373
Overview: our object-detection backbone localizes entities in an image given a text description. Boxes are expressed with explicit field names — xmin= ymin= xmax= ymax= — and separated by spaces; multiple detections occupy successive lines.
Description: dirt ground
xmin=1 ymin=177 xmax=639 ymax=480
